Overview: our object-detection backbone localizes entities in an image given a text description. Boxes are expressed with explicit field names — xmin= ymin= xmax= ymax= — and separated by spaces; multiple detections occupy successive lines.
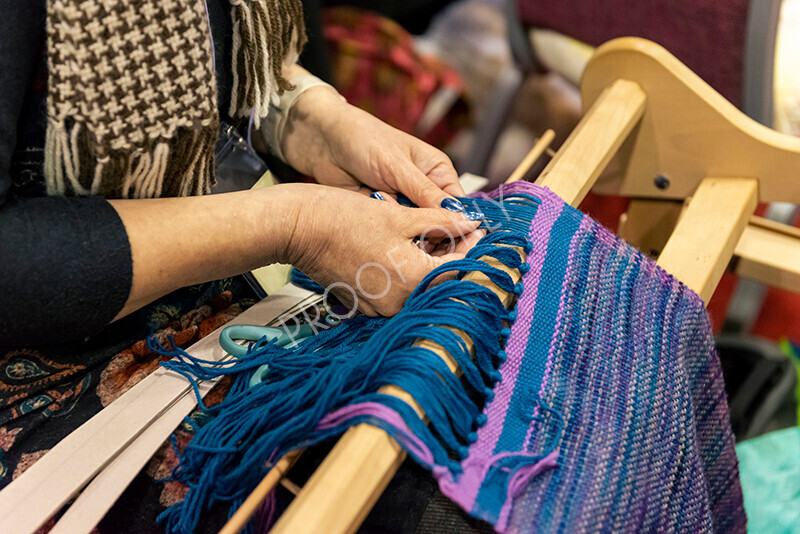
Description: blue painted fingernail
xmin=370 ymin=192 xmax=385 ymax=201
xmin=441 ymin=198 xmax=465 ymax=212
xmin=397 ymin=194 xmax=417 ymax=208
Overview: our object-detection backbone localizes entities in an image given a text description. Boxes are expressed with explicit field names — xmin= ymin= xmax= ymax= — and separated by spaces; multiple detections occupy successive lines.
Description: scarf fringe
xmin=46 ymin=0 xmax=306 ymax=198
xmin=150 ymin=190 xmax=552 ymax=534
xmin=229 ymin=0 xmax=307 ymax=128
xmin=44 ymin=118 xmax=217 ymax=198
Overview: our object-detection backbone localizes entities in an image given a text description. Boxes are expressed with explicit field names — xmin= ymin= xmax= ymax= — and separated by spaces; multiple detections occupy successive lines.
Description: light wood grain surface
xmin=735 ymin=216 xmax=800 ymax=293
xmin=536 ymin=79 xmax=646 ymax=206
xmin=582 ymin=38 xmax=800 ymax=203
xmin=658 ymin=178 xmax=758 ymax=302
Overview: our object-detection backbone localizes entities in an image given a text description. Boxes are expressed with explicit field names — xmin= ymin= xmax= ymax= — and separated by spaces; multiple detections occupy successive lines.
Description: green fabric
xmin=736 ymin=427 xmax=800 ymax=533
xmin=778 ymin=339 xmax=800 ymax=425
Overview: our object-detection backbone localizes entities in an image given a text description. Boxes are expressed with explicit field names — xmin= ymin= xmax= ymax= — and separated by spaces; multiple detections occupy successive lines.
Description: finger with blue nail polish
xmin=440 ymin=197 xmax=465 ymax=212
xmin=372 ymin=192 xmax=400 ymax=207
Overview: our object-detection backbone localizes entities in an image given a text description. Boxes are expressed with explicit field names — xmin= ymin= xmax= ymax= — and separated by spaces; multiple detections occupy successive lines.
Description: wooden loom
xmin=3 ymin=37 xmax=800 ymax=534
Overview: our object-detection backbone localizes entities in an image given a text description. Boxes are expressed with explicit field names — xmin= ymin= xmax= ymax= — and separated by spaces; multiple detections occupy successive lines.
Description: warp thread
xmin=150 ymin=191 xmax=551 ymax=534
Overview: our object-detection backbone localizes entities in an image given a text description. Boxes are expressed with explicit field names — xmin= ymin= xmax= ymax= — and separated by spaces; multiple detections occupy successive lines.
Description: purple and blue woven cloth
xmin=438 ymin=183 xmax=745 ymax=532
xmin=159 ymin=182 xmax=745 ymax=533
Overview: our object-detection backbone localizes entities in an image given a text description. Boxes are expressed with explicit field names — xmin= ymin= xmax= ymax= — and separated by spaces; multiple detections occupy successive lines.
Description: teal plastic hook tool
xmin=219 ymin=323 xmax=316 ymax=388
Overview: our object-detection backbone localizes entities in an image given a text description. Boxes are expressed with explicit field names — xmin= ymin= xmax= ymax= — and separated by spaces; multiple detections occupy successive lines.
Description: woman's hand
xmin=280 ymin=84 xmax=465 ymax=209
xmin=110 ymin=182 xmax=480 ymax=321
xmin=282 ymin=183 xmax=480 ymax=316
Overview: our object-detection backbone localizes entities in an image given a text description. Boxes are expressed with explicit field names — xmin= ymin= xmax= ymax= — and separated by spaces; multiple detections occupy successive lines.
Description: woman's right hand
xmin=278 ymin=183 xmax=481 ymax=316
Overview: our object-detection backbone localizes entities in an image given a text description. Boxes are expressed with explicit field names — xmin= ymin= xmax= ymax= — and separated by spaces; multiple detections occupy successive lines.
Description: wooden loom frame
xmin=3 ymin=36 xmax=800 ymax=534
xmin=255 ymin=37 xmax=800 ymax=534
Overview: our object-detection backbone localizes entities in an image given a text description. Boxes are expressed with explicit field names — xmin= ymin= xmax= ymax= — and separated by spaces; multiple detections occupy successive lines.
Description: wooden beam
xmin=657 ymin=178 xmax=758 ymax=302
xmin=735 ymin=216 xmax=800 ymax=294
xmin=618 ymin=198 xmax=685 ymax=257
xmin=620 ymin=200 xmax=800 ymax=296
xmin=536 ymin=79 xmax=646 ymax=206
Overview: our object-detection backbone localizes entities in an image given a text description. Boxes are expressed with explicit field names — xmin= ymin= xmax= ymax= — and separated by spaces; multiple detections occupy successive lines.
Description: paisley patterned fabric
xmin=0 ymin=278 xmax=255 ymax=530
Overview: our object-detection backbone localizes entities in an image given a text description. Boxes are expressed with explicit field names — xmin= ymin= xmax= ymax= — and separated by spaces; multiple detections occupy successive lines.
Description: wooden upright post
xmin=658 ymin=178 xmax=758 ymax=302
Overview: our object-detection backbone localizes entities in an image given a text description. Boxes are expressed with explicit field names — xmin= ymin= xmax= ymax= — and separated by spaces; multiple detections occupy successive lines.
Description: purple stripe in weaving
xmin=438 ymin=189 xmax=564 ymax=512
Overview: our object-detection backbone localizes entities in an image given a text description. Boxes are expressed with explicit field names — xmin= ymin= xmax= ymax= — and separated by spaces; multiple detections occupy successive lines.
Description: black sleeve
xmin=0 ymin=197 xmax=133 ymax=346
xmin=0 ymin=2 xmax=133 ymax=347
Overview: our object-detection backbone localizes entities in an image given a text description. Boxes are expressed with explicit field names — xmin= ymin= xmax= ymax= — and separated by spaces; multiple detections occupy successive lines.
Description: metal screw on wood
xmin=654 ymin=175 xmax=671 ymax=190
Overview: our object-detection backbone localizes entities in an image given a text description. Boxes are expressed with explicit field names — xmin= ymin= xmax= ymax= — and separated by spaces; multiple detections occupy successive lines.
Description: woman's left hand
xmin=280 ymin=84 xmax=465 ymax=208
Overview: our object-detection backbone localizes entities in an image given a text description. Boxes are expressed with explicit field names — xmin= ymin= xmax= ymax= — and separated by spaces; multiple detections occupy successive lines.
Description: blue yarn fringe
xmin=152 ymin=192 xmax=541 ymax=534
xmin=289 ymin=268 xmax=325 ymax=294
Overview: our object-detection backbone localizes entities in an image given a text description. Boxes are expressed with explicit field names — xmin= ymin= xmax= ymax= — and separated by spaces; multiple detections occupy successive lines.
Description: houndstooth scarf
xmin=45 ymin=0 xmax=306 ymax=198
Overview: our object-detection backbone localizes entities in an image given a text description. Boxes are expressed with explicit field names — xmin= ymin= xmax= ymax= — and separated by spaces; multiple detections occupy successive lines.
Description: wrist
xmin=259 ymin=72 xmax=345 ymax=164
xmin=288 ymin=85 xmax=349 ymax=131
xmin=260 ymin=182 xmax=329 ymax=266
xmin=281 ymin=86 xmax=349 ymax=174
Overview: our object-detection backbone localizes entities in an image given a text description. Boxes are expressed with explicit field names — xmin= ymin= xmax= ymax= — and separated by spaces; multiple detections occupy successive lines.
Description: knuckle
xmin=435 ymin=148 xmax=452 ymax=165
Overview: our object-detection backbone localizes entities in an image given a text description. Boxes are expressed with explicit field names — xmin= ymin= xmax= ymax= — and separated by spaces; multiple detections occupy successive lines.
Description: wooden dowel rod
xmin=536 ymin=79 xmax=646 ymax=206
xmin=279 ymin=477 xmax=302 ymax=496
xmin=505 ymin=129 xmax=556 ymax=184
xmin=218 ymin=449 xmax=304 ymax=534
xmin=658 ymin=177 xmax=758 ymax=302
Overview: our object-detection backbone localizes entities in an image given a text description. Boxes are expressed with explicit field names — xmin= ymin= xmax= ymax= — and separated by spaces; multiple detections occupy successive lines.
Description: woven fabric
xmin=157 ymin=182 xmax=745 ymax=533
xmin=435 ymin=183 xmax=745 ymax=532
xmin=44 ymin=0 xmax=306 ymax=198
xmin=48 ymin=0 xmax=215 ymax=155
xmin=46 ymin=0 xmax=218 ymax=197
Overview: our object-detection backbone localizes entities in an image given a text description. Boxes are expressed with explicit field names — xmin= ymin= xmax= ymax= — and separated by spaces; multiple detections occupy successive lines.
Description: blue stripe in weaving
xmin=471 ymin=208 xmax=582 ymax=522
xmin=525 ymin=223 xmax=609 ymax=527
xmin=542 ymin=228 xmax=610 ymax=523
xmin=529 ymin=220 xmax=599 ymax=449
xmin=493 ymin=208 xmax=581 ymax=452
xmin=521 ymin=224 xmax=598 ymax=527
